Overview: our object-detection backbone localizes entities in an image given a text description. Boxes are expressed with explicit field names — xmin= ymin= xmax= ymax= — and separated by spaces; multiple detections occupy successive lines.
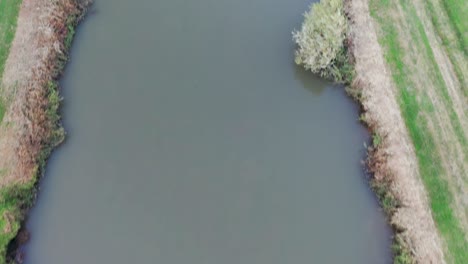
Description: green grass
xmin=441 ymin=0 xmax=468 ymax=55
xmin=0 ymin=0 xmax=22 ymax=79
xmin=425 ymin=0 xmax=468 ymax=98
xmin=0 ymin=180 xmax=35 ymax=264
xmin=372 ymin=134 xmax=382 ymax=147
xmin=0 ymin=0 xmax=22 ymax=128
xmin=399 ymin=0 xmax=468 ymax=163
xmin=45 ymin=81 xmax=65 ymax=148
xmin=392 ymin=235 xmax=412 ymax=264
xmin=65 ymin=22 xmax=75 ymax=50
xmin=371 ymin=180 xmax=398 ymax=214
xmin=370 ymin=0 xmax=468 ymax=262
xmin=0 ymin=99 xmax=4 ymax=123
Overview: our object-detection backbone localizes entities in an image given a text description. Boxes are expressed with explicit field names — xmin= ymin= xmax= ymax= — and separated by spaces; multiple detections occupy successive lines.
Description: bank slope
xmin=0 ymin=0 xmax=90 ymax=262
xmin=0 ymin=0 xmax=23 ymax=261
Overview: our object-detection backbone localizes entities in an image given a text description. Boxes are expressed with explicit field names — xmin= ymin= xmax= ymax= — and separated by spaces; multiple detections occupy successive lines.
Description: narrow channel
xmin=23 ymin=0 xmax=391 ymax=262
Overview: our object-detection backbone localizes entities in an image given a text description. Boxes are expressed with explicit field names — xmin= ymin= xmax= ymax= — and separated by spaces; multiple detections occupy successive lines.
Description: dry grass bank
xmin=347 ymin=0 xmax=468 ymax=263
xmin=0 ymin=0 xmax=90 ymax=262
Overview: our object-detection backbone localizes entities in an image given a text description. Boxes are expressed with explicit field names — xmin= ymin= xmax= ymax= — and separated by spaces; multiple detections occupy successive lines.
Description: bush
xmin=293 ymin=0 xmax=349 ymax=82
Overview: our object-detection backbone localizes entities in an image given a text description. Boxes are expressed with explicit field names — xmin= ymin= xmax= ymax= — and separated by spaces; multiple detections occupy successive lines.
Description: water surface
xmin=24 ymin=0 xmax=391 ymax=263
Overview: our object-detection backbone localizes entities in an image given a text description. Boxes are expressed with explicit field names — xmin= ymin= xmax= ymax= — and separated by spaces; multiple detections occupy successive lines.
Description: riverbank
xmin=346 ymin=0 xmax=467 ymax=263
xmin=0 ymin=0 xmax=91 ymax=262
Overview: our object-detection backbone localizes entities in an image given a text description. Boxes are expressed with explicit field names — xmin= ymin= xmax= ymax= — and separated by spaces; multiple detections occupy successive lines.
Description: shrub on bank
xmin=293 ymin=0 xmax=350 ymax=83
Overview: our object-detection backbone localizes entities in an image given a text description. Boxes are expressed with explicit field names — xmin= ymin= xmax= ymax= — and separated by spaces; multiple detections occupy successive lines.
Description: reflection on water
xmin=293 ymin=63 xmax=328 ymax=95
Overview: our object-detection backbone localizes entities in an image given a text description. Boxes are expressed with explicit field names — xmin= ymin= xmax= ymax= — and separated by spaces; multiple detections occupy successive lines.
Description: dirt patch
xmin=346 ymin=0 xmax=446 ymax=262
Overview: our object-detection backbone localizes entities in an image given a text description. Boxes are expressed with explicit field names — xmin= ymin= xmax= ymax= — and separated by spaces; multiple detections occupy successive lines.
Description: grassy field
xmin=0 ymin=0 xmax=21 ymax=78
xmin=442 ymin=0 xmax=468 ymax=54
xmin=369 ymin=0 xmax=468 ymax=262
xmin=0 ymin=0 xmax=22 ymax=123
xmin=425 ymin=0 xmax=468 ymax=99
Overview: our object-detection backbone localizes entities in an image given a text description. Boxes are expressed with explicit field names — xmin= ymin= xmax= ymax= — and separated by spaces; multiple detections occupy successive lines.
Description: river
xmin=23 ymin=0 xmax=391 ymax=263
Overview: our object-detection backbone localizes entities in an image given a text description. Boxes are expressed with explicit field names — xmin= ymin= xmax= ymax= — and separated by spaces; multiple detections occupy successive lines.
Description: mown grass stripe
xmin=399 ymin=0 xmax=468 ymax=160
